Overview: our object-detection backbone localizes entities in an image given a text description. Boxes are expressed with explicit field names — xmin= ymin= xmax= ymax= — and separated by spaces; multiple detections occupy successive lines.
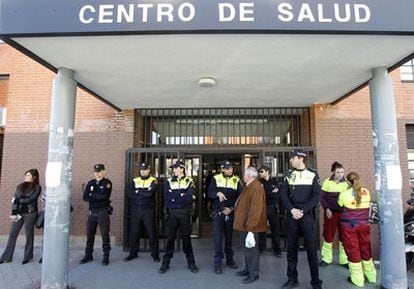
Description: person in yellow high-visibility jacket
xmin=320 ymin=161 xmax=348 ymax=267
xmin=338 ymin=172 xmax=376 ymax=288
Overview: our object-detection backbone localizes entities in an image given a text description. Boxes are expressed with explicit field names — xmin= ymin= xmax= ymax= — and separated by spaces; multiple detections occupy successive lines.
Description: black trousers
xmin=162 ymin=208 xmax=195 ymax=265
xmin=240 ymin=232 xmax=260 ymax=278
xmin=259 ymin=205 xmax=281 ymax=253
xmin=286 ymin=213 xmax=322 ymax=288
xmin=128 ymin=209 xmax=159 ymax=259
xmin=85 ymin=209 xmax=111 ymax=258
xmin=212 ymin=213 xmax=234 ymax=265
xmin=0 ymin=211 xmax=37 ymax=262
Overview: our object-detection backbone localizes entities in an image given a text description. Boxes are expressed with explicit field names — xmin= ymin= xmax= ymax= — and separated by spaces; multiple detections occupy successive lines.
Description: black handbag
xmin=36 ymin=210 xmax=45 ymax=229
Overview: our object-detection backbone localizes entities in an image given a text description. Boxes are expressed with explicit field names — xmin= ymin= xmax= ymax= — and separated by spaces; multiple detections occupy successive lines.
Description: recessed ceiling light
xmin=198 ymin=77 xmax=216 ymax=88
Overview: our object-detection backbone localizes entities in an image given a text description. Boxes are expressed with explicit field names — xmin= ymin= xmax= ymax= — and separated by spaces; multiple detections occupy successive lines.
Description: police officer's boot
xmin=214 ymin=264 xmax=223 ymax=274
xmin=362 ymin=259 xmax=377 ymax=284
xmin=348 ymin=262 xmax=364 ymax=287
xmin=102 ymin=255 xmax=109 ymax=266
xmin=226 ymin=256 xmax=238 ymax=269
xmin=319 ymin=241 xmax=332 ymax=267
xmin=159 ymin=262 xmax=170 ymax=274
xmin=338 ymin=242 xmax=349 ymax=267
xmin=79 ymin=255 xmax=93 ymax=264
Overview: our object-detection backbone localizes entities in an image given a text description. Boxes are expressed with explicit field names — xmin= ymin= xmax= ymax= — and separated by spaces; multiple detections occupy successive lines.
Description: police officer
xmin=280 ymin=149 xmax=322 ymax=289
xmin=208 ymin=160 xmax=243 ymax=274
xmin=159 ymin=161 xmax=198 ymax=274
xmin=124 ymin=162 xmax=160 ymax=262
xmin=258 ymin=165 xmax=282 ymax=257
xmin=80 ymin=164 xmax=112 ymax=266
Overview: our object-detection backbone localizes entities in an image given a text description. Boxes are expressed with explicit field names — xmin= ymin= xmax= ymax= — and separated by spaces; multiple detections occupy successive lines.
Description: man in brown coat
xmin=233 ymin=166 xmax=267 ymax=284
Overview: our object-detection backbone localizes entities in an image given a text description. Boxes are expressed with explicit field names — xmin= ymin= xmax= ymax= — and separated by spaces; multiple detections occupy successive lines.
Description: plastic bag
xmin=245 ymin=232 xmax=256 ymax=248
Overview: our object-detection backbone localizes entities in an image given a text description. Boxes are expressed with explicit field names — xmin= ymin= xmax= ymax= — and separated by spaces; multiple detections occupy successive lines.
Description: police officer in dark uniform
xmin=280 ymin=149 xmax=322 ymax=289
xmin=258 ymin=165 xmax=282 ymax=257
xmin=80 ymin=164 xmax=112 ymax=266
xmin=159 ymin=161 xmax=198 ymax=274
xmin=124 ymin=162 xmax=160 ymax=262
xmin=208 ymin=160 xmax=242 ymax=274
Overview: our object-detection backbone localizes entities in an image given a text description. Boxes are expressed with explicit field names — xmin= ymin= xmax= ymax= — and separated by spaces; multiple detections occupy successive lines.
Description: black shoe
xmin=159 ymin=263 xmax=169 ymax=274
xmin=242 ymin=275 xmax=259 ymax=284
xmin=39 ymin=258 xmax=42 ymax=264
xmin=153 ymin=257 xmax=160 ymax=263
xmin=226 ymin=259 xmax=239 ymax=269
xmin=259 ymin=249 xmax=264 ymax=254
xmin=236 ymin=269 xmax=249 ymax=276
xmin=79 ymin=256 xmax=93 ymax=264
xmin=22 ymin=259 xmax=30 ymax=265
xmin=188 ymin=263 xmax=198 ymax=273
xmin=214 ymin=265 xmax=223 ymax=274
xmin=102 ymin=257 xmax=109 ymax=266
xmin=124 ymin=255 xmax=137 ymax=262
xmin=319 ymin=261 xmax=330 ymax=267
xmin=281 ymin=280 xmax=299 ymax=289
xmin=274 ymin=251 xmax=283 ymax=258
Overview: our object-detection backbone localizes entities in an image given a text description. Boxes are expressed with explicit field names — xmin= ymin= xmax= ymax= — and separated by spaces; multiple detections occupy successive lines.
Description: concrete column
xmin=369 ymin=67 xmax=407 ymax=289
xmin=41 ymin=68 xmax=77 ymax=289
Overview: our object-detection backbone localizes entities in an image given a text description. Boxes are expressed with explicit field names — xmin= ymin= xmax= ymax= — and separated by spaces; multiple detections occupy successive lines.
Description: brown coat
xmin=233 ymin=179 xmax=267 ymax=233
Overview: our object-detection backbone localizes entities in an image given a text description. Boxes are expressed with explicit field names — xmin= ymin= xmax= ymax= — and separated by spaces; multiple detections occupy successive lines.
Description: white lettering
xmin=240 ymin=3 xmax=255 ymax=22
xmin=277 ymin=3 xmax=294 ymax=22
xmin=98 ymin=5 xmax=114 ymax=24
xmin=297 ymin=4 xmax=315 ymax=22
xmin=177 ymin=3 xmax=195 ymax=22
xmin=219 ymin=3 xmax=236 ymax=22
xmin=79 ymin=5 xmax=95 ymax=24
xmin=117 ymin=4 xmax=134 ymax=23
xmin=157 ymin=4 xmax=174 ymax=22
xmin=354 ymin=4 xmax=371 ymax=23
xmin=317 ymin=4 xmax=332 ymax=23
xmin=137 ymin=4 xmax=153 ymax=23
xmin=334 ymin=3 xmax=351 ymax=23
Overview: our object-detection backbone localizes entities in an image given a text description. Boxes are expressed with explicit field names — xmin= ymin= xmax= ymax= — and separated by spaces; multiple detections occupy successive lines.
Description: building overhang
xmin=1 ymin=0 xmax=414 ymax=110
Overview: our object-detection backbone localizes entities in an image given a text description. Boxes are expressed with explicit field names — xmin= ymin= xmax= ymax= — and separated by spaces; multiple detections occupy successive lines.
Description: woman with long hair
xmin=320 ymin=161 xmax=348 ymax=267
xmin=0 ymin=169 xmax=41 ymax=264
xmin=338 ymin=172 xmax=376 ymax=287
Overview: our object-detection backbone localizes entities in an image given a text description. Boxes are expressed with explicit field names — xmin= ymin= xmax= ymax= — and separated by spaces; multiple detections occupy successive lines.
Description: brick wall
xmin=0 ymin=45 xmax=134 ymax=244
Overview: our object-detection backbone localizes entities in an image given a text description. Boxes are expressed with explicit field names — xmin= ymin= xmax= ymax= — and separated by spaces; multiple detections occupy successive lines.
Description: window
xmin=401 ymin=59 xmax=414 ymax=82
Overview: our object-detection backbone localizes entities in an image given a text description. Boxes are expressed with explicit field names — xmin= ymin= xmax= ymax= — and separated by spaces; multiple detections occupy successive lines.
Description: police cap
xmin=93 ymin=164 xmax=105 ymax=172
xmin=170 ymin=161 xmax=185 ymax=169
xmin=138 ymin=162 xmax=150 ymax=170
xmin=289 ymin=149 xmax=307 ymax=158
xmin=221 ymin=160 xmax=232 ymax=169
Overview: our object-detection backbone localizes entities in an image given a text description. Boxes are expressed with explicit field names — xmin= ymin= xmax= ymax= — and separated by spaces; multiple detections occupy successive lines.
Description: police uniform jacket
xmin=280 ymin=168 xmax=321 ymax=215
xmin=260 ymin=177 xmax=279 ymax=208
xmin=321 ymin=175 xmax=347 ymax=212
xmin=83 ymin=177 xmax=112 ymax=210
xmin=164 ymin=175 xmax=194 ymax=210
xmin=233 ymin=179 xmax=267 ymax=233
xmin=208 ymin=173 xmax=243 ymax=212
xmin=128 ymin=176 xmax=157 ymax=210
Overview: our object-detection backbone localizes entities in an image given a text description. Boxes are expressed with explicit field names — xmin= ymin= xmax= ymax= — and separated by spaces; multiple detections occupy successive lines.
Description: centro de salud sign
xmin=1 ymin=0 xmax=414 ymax=35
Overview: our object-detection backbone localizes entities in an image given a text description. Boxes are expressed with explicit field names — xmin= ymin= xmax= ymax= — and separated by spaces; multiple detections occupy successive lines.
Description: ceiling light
xmin=198 ymin=77 xmax=216 ymax=88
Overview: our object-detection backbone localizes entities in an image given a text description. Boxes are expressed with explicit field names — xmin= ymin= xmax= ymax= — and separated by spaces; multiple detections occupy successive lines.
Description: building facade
xmin=1 ymin=43 xmax=413 ymax=256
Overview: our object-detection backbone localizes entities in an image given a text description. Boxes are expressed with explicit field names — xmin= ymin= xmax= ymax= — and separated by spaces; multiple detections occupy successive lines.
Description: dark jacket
xmin=14 ymin=184 xmax=41 ymax=213
xmin=83 ymin=177 xmax=112 ymax=210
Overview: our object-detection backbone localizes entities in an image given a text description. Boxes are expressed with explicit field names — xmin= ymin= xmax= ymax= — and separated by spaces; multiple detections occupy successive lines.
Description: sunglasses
xmin=259 ymin=170 xmax=265 ymax=173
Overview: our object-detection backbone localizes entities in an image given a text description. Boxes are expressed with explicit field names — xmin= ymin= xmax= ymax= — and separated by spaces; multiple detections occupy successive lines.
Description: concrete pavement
xmin=0 ymin=238 xmax=412 ymax=289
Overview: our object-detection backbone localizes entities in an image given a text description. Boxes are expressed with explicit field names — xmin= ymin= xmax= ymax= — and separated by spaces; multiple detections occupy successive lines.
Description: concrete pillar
xmin=369 ymin=67 xmax=407 ymax=289
xmin=41 ymin=68 xmax=77 ymax=289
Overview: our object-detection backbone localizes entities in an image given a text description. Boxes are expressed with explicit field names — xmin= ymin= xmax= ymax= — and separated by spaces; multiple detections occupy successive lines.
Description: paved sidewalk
xmin=0 ymin=239 xmax=412 ymax=289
